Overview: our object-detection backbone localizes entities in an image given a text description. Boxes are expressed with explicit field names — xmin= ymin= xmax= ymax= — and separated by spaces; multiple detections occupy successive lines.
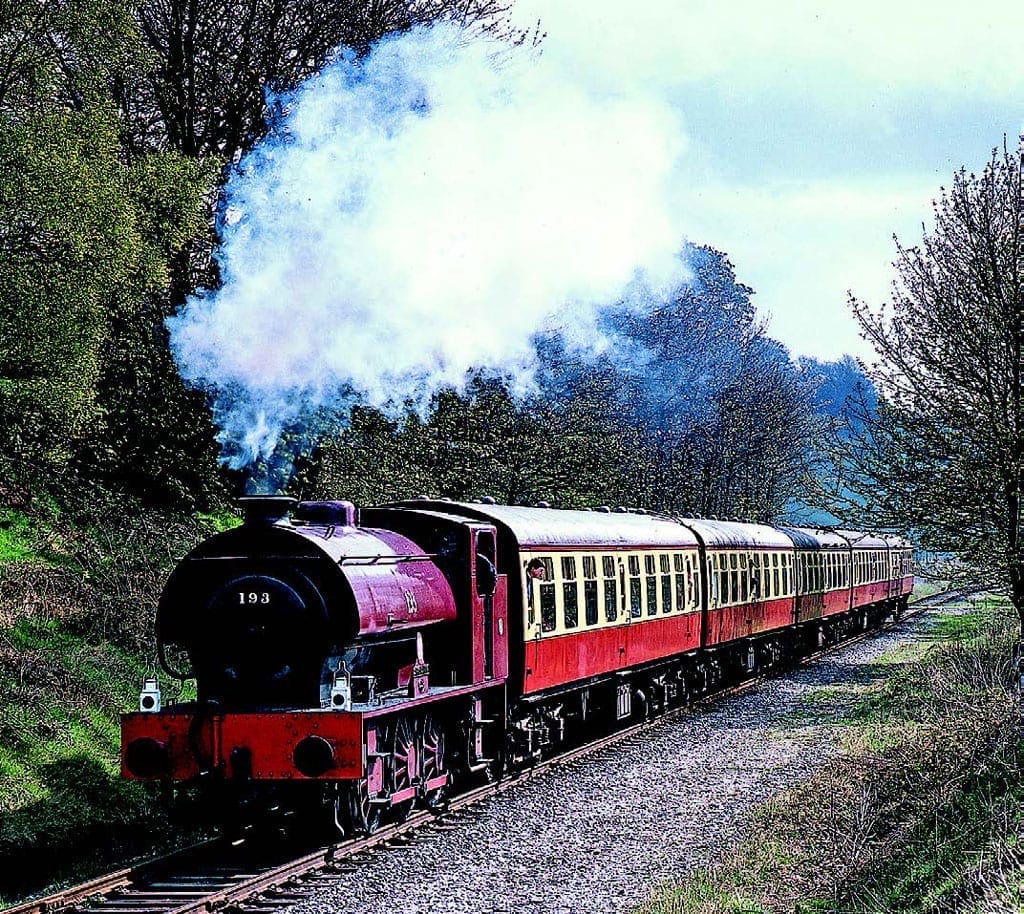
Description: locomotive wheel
xmin=345 ymin=779 xmax=381 ymax=835
xmin=387 ymin=715 xmax=417 ymax=822
xmin=419 ymin=714 xmax=448 ymax=809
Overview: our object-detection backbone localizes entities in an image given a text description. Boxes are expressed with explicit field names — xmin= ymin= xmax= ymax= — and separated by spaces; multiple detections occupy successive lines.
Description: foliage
xmin=0 ymin=0 xmax=218 ymax=498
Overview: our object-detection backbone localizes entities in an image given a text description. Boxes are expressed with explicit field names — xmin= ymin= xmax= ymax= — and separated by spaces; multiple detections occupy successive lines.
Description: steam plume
xmin=168 ymin=24 xmax=692 ymax=481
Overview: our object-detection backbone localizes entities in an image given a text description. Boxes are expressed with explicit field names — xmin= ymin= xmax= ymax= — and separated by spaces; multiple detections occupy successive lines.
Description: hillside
xmin=0 ymin=472 xmax=235 ymax=901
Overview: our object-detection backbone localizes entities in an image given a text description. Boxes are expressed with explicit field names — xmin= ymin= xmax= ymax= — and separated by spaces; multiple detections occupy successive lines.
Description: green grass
xmin=0 ymin=616 xmax=175 ymax=902
xmin=911 ymin=579 xmax=948 ymax=601
xmin=0 ymin=509 xmax=38 ymax=563
xmin=928 ymin=598 xmax=1008 ymax=641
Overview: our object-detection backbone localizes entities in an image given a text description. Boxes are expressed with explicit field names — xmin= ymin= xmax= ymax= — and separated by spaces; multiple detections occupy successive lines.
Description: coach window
xmin=538 ymin=557 xmax=557 ymax=632
xmin=738 ymin=553 xmax=748 ymax=602
xmin=770 ymin=553 xmax=779 ymax=597
xmin=645 ymin=554 xmax=658 ymax=616
xmin=718 ymin=554 xmax=729 ymax=605
xmin=674 ymin=554 xmax=687 ymax=611
xmin=562 ymin=557 xmax=579 ymax=629
xmin=602 ymin=556 xmax=618 ymax=622
xmin=690 ymin=557 xmax=700 ymax=609
xmin=583 ymin=556 xmax=599 ymax=626
xmin=727 ymin=552 xmax=738 ymax=605
xmin=659 ymin=554 xmax=673 ymax=614
xmin=710 ymin=555 xmax=721 ymax=606
xmin=628 ymin=555 xmax=642 ymax=618
xmin=782 ymin=554 xmax=790 ymax=594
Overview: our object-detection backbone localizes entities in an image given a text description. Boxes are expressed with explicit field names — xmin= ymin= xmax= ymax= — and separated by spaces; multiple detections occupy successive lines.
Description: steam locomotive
xmin=121 ymin=496 xmax=913 ymax=833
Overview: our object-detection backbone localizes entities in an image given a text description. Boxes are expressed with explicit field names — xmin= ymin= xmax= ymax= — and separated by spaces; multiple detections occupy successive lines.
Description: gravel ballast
xmin=289 ymin=610 xmax=943 ymax=914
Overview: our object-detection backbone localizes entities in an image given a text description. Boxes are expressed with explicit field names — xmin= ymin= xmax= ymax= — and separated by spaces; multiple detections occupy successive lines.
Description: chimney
xmin=238 ymin=496 xmax=297 ymax=526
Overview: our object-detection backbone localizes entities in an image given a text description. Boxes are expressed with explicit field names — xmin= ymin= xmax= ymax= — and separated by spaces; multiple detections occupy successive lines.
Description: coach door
xmin=888 ymin=549 xmax=900 ymax=600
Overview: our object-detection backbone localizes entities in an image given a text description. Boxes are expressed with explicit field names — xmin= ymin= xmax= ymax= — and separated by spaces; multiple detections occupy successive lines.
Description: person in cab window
xmin=750 ymin=569 xmax=761 ymax=601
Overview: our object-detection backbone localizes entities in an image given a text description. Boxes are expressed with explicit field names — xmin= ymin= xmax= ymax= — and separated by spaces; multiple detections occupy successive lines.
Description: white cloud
xmin=677 ymin=178 xmax=938 ymax=360
xmin=513 ymin=1 xmax=1024 ymax=98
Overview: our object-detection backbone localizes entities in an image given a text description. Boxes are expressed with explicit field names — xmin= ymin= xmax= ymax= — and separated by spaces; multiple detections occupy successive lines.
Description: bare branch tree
xmin=130 ymin=0 xmax=521 ymax=159
xmin=835 ymin=139 xmax=1024 ymax=640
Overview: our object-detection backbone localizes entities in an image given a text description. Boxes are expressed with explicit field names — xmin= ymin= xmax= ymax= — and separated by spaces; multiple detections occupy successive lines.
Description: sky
xmin=509 ymin=0 xmax=1024 ymax=361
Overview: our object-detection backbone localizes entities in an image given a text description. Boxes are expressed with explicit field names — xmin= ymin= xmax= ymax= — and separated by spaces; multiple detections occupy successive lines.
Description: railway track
xmin=4 ymin=586 xmax=972 ymax=914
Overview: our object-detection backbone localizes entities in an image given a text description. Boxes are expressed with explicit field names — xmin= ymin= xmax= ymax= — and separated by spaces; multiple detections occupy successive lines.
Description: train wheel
xmin=388 ymin=715 xmax=417 ymax=822
xmin=419 ymin=714 xmax=448 ymax=809
xmin=345 ymin=779 xmax=381 ymax=835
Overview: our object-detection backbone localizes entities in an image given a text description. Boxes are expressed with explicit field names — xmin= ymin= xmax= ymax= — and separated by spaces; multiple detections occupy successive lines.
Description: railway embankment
xmin=0 ymin=481 xmax=232 ymax=903
xmin=642 ymin=596 xmax=1023 ymax=914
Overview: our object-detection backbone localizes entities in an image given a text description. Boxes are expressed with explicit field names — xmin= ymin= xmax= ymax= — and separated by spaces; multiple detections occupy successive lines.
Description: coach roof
xmin=677 ymin=518 xmax=793 ymax=549
xmin=779 ymin=526 xmax=854 ymax=550
xmin=390 ymin=501 xmax=699 ymax=549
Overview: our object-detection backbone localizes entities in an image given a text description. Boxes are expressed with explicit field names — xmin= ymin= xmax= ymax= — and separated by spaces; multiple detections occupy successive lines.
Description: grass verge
xmin=641 ymin=598 xmax=1024 ymax=914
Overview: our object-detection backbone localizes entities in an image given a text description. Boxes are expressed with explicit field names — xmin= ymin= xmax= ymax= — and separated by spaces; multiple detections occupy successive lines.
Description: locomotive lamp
xmin=330 ymin=663 xmax=352 ymax=711
xmin=139 ymin=677 xmax=161 ymax=713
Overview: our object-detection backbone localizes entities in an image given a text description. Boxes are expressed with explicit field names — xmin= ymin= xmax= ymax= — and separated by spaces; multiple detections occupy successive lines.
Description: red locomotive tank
xmin=155 ymin=497 xmax=457 ymax=708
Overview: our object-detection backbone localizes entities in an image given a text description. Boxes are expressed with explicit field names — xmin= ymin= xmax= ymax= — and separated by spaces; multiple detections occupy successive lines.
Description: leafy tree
xmin=0 ymin=0 xmax=214 ymax=490
xmin=836 ymin=140 xmax=1024 ymax=638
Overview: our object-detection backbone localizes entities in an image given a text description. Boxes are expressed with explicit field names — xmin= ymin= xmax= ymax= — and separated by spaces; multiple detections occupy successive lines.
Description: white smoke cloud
xmin=168 ymin=24 xmax=693 ymax=473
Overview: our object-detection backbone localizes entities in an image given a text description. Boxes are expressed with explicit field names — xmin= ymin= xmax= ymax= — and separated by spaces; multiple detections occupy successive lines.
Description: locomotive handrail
xmin=337 ymin=554 xmax=439 ymax=565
